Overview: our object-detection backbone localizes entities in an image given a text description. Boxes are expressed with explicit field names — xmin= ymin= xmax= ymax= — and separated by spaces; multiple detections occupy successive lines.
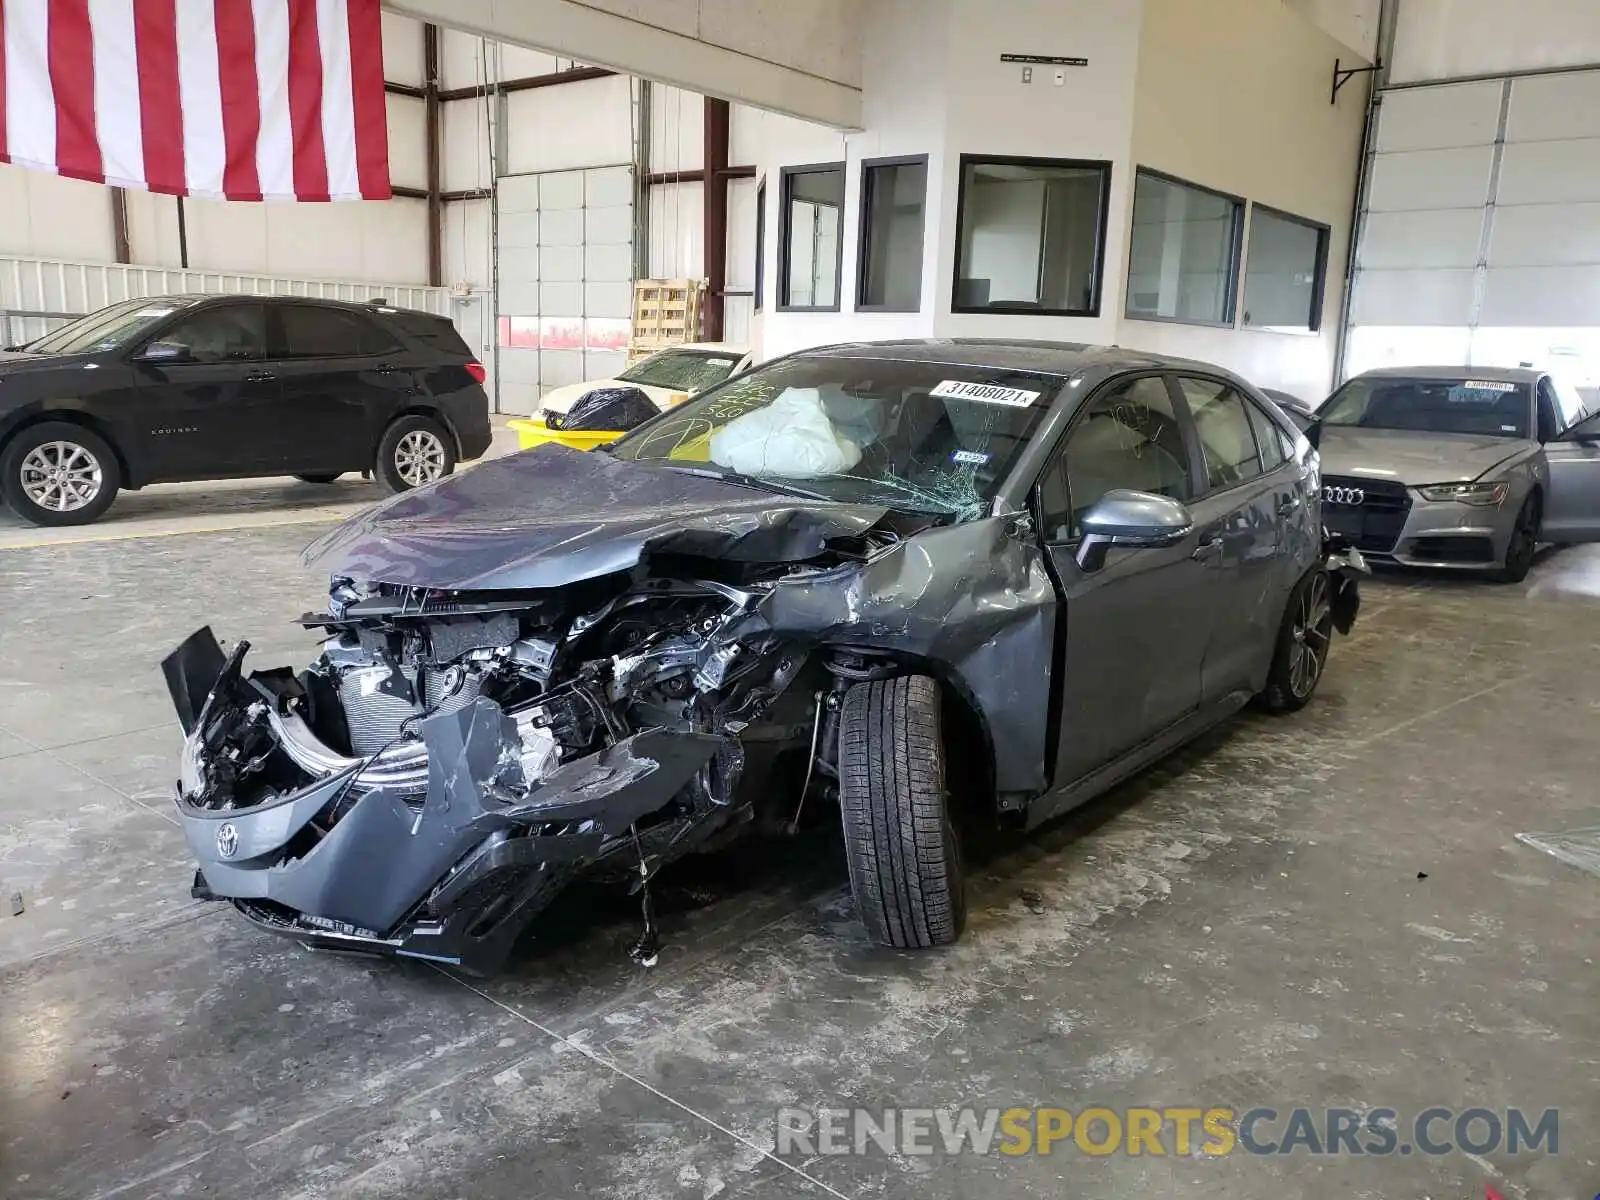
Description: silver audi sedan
xmin=1315 ymin=366 xmax=1600 ymax=582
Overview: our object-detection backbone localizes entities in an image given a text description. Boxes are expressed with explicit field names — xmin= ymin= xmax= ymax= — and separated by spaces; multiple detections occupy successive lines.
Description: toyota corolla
xmin=1314 ymin=366 xmax=1600 ymax=581
xmin=164 ymin=341 xmax=1363 ymax=975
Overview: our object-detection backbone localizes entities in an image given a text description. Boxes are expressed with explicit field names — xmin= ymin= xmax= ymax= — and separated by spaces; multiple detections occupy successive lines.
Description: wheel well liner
xmin=382 ymin=405 xmax=461 ymax=459
xmin=825 ymin=649 xmax=999 ymax=822
xmin=0 ymin=408 xmax=134 ymax=487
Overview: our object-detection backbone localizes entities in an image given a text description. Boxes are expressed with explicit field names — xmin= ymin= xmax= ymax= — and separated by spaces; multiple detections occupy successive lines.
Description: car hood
xmin=303 ymin=444 xmax=891 ymax=591
xmin=1317 ymin=426 xmax=1534 ymax=484
xmin=537 ymin=378 xmax=678 ymax=415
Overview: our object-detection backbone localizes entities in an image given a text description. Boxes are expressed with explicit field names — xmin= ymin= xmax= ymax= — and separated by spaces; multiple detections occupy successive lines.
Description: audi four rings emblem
xmin=1324 ymin=486 xmax=1365 ymax=506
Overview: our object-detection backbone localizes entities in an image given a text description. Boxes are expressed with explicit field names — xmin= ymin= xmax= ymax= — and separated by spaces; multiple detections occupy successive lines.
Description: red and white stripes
xmin=0 ymin=0 xmax=390 ymax=201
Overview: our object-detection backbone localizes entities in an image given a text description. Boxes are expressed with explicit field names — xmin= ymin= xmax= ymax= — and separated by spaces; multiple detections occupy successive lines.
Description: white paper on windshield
xmin=1464 ymin=380 xmax=1517 ymax=393
xmin=931 ymin=380 xmax=1040 ymax=407
xmin=951 ymin=449 xmax=990 ymax=466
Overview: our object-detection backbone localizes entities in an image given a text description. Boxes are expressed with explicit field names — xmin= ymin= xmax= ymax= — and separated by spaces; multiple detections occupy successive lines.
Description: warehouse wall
xmin=1124 ymin=0 xmax=1368 ymax=400
xmin=387 ymin=0 xmax=862 ymax=128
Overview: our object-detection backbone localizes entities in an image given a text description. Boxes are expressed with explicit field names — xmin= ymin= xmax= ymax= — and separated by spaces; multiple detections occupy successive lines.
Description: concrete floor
xmin=2 ymin=490 xmax=1598 ymax=1199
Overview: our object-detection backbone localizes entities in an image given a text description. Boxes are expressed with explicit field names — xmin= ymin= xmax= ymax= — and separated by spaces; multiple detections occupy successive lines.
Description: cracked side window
xmin=1039 ymin=377 xmax=1193 ymax=541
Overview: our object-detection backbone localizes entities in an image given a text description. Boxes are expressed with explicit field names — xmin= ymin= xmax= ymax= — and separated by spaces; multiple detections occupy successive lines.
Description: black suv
xmin=0 ymin=294 xmax=492 ymax=526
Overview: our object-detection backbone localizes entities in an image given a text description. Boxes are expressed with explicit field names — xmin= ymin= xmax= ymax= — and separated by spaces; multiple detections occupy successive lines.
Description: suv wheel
xmin=839 ymin=675 xmax=966 ymax=948
xmin=1256 ymin=569 xmax=1334 ymax=714
xmin=1 ymin=422 xmax=121 ymax=527
xmin=376 ymin=415 xmax=455 ymax=493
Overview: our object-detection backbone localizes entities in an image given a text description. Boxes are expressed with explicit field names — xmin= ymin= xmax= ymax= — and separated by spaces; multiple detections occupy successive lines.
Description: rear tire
xmin=1494 ymin=490 xmax=1540 ymax=584
xmin=0 ymin=421 xmax=120 ymax=527
xmin=839 ymin=675 xmax=966 ymax=949
xmin=375 ymin=415 xmax=455 ymax=494
xmin=1256 ymin=569 xmax=1334 ymax=715
xmin=294 ymin=473 xmax=342 ymax=484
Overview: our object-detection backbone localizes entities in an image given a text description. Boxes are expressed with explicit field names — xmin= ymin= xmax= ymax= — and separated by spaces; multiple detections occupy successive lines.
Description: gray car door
xmin=1035 ymin=373 xmax=1211 ymax=786
xmin=1539 ymin=380 xmax=1600 ymax=542
xmin=1173 ymin=375 xmax=1287 ymax=701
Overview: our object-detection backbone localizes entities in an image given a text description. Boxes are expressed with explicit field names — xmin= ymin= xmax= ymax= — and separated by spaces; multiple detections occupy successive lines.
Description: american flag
xmin=0 ymin=0 xmax=391 ymax=201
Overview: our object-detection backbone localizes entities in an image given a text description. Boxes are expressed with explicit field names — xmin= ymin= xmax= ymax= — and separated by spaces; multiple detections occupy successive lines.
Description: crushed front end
xmin=163 ymin=568 xmax=828 ymax=975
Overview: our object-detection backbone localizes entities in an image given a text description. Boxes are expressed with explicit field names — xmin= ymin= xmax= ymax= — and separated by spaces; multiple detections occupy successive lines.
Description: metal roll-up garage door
xmin=495 ymin=165 xmax=636 ymax=416
xmin=1347 ymin=69 xmax=1600 ymax=404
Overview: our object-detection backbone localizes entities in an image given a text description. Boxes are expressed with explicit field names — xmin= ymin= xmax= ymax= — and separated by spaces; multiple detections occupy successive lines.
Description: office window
xmin=754 ymin=178 xmax=766 ymax=312
xmin=1242 ymin=206 xmax=1329 ymax=332
xmin=858 ymin=157 xmax=928 ymax=311
xmin=1177 ymin=377 xmax=1264 ymax=490
xmin=953 ymin=156 xmax=1111 ymax=316
xmin=1126 ymin=170 xmax=1244 ymax=326
xmin=779 ymin=163 xmax=846 ymax=311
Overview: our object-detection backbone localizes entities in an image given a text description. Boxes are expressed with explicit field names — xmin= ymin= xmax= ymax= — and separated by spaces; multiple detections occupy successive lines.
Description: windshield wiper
xmin=653 ymin=463 xmax=832 ymax=501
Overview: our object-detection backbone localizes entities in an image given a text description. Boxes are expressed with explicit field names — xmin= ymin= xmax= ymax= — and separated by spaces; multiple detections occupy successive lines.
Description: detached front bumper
xmin=166 ymin=629 xmax=724 ymax=975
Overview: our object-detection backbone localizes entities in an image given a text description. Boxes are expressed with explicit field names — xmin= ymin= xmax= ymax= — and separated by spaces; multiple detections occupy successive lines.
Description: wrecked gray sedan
xmin=164 ymin=340 xmax=1362 ymax=975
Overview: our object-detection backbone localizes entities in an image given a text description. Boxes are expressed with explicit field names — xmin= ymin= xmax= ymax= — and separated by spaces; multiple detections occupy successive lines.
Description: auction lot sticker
xmin=932 ymin=380 xmax=1041 ymax=407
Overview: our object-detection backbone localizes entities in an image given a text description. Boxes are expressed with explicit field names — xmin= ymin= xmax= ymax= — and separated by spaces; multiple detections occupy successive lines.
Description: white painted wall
xmin=1284 ymin=0 xmax=1380 ymax=59
xmin=504 ymin=75 xmax=637 ymax=175
xmin=1122 ymin=0 xmax=1367 ymax=399
xmin=0 ymin=170 xmax=118 ymax=263
xmin=1390 ymin=0 xmax=1600 ymax=85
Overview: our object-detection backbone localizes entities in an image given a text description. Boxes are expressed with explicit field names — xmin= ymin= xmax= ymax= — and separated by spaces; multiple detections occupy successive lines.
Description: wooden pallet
xmin=629 ymin=277 xmax=705 ymax=360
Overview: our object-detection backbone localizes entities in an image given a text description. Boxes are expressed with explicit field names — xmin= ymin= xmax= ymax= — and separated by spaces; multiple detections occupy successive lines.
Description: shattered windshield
xmin=609 ymin=355 xmax=1062 ymax=520
xmin=619 ymin=349 xmax=742 ymax=393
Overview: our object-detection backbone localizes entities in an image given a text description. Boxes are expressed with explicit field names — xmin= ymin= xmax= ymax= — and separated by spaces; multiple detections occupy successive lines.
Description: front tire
xmin=1494 ymin=490 xmax=1540 ymax=584
xmin=1256 ymin=569 xmax=1335 ymax=715
xmin=839 ymin=676 xmax=966 ymax=949
xmin=0 ymin=421 xmax=120 ymax=526
xmin=375 ymin=415 xmax=455 ymax=494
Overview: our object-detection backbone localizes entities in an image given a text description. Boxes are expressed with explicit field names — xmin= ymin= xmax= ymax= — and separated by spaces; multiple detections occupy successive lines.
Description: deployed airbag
xmin=710 ymin=388 xmax=862 ymax=478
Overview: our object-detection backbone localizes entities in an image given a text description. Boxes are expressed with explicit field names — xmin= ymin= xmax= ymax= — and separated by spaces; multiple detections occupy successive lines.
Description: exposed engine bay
xmin=165 ymin=543 xmax=914 ymax=975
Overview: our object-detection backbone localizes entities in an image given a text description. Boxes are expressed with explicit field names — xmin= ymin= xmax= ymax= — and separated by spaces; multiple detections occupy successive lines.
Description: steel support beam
xmin=424 ymin=24 xmax=444 ymax=288
xmin=702 ymin=97 xmax=730 ymax=342
xmin=110 ymin=187 xmax=131 ymax=264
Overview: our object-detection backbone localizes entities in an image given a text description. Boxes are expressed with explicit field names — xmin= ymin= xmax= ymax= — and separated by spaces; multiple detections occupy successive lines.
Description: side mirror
xmin=138 ymin=340 xmax=193 ymax=364
xmin=1076 ymin=490 xmax=1194 ymax=572
xmin=1305 ymin=419 xmax=1323 ymax=450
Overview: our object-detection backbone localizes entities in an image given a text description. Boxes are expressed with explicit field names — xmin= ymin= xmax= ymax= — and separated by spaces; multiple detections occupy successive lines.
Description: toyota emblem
xmin=1323 ymin=486 xmax=1365 ymax=506
xmin=216 ymin=822 xmax=239 ymax=859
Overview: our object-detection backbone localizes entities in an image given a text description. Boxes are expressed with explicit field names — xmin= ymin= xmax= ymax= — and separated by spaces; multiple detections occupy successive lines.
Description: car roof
xmin=797 ymin=338 xmax=1241 ymax=379
xmin=148 ymin=292 xmax=439 ymax=320
xmin=662 ymin=341 xmax=749 ymax=355
xmin=1353 ymin=364 xmax=1544 ymax=383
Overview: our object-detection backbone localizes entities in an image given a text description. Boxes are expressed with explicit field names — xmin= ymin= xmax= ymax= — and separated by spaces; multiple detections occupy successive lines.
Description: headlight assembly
xmin=1417 ymin=481 xmax=1510 ymax=506
xmin=178 ymin=730 xmax=208 ymax=798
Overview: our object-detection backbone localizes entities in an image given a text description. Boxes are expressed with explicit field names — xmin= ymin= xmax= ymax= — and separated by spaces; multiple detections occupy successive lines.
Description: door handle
xmin=1277 ymin=495 xmax=1300 ymax=517
xmin=1192 ymin=534 xmax=1224 ymax=561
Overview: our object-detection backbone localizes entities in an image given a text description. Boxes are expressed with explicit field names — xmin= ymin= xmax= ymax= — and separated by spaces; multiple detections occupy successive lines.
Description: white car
xmin=537 ymin=342 xmax=752 ymax=416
